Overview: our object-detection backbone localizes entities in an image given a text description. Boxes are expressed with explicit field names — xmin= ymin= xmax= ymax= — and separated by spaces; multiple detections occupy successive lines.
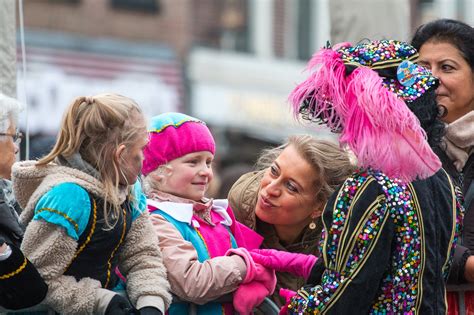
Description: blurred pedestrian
xmin=12 ymin=93 xmax=171 ymax=315
xmin=0 ymin=92 xmax=47 ymax=310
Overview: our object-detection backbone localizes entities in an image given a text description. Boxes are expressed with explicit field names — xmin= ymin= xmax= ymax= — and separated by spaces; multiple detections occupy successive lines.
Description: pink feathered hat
xmin=142 ymin=112 xmax=216 ymax=176
xmin=289 ymin=40 xmax=441 ymax=182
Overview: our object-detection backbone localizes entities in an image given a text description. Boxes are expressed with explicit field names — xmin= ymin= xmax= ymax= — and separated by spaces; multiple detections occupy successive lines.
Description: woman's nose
xmin=431 ymin=68 xmax=442 ymax=82
xmin=265 ymin=180 xmax=281 ymax=197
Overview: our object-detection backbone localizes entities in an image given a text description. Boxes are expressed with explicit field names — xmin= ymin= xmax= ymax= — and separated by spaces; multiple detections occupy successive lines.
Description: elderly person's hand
xmin=0 ymin=243 xmax=7 ymax=254
xmin=0 ymin=237 xmax=7 ymax=254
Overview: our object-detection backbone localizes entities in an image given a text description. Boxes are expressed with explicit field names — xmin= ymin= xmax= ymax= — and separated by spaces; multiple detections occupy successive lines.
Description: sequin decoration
xmin=442 ymin=183 xmax=464 ymax=280
xmin=287 ymin=169 xmax=422 ymax=314
xmin=337 ymin=40 xmax=438 ymax=103
xmin=370 ymin=172 xmax=420 ymax=314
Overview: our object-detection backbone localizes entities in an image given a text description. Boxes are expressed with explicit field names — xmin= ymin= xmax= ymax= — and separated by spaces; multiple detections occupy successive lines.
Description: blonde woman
xmin=228 ymin=135 xmax=355 ymax=306
xmin=12 ymin=94 xmax=171 ymax=314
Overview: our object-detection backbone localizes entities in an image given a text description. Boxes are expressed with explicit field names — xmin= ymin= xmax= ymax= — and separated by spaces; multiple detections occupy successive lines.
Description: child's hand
xmin=279 ymin=288 xmax=297 ymax=315
xmin=233 ymin=263 xmax=276 ymax=315
xmin=250 ymin=249 xmax=318 ymax=280
xmin=225 ymin=248 xmax=277 ymax=314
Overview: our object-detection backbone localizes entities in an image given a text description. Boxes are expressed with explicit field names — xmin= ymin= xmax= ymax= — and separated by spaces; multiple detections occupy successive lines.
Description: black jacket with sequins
xmin=288 ymin=168 xmax=462 ymax=314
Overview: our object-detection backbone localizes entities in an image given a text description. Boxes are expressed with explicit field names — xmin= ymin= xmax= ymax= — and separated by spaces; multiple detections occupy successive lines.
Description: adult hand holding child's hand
xmin=226 ymin=248 xmax=277 ymax=315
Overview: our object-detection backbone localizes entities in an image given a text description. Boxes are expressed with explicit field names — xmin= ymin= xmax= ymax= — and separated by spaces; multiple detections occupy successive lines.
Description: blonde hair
xmin=256 ymin=135 xmax=356 ymax=205
xmin=38 ymin=93 xmax=145 ymax=227
xmin=142 ymin=164 xmax=172 ymax=194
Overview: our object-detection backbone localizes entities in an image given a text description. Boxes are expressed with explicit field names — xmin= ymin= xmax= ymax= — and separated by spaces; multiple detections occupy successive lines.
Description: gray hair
xmin=0 ymin=93 xmax=24 ymax=133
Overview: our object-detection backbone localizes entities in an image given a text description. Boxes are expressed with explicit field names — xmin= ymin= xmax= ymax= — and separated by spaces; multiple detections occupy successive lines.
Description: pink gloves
xmin=250 ymin=249 xmax=318 ymax=280
xmin=226 ymin=248 xmax=277 ymax=315
xmin=279 ymin=288 xmax=297 ymax=315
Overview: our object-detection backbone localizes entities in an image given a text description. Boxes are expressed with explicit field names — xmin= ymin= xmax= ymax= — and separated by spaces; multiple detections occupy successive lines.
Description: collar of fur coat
xmin=443 ymin=111 xmax=474 ymax=172
xmin=12 ymin=161 xmax=128 ymax=225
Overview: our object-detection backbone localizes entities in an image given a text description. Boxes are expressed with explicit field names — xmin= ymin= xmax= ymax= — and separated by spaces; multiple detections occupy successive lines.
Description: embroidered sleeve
xmin=288 ymin=173 xmax=394 ymax=314
xmin=442 ymin=173 xmax=465 ymax=280
xmin=34 ymin=183 xmax=91 ymax=240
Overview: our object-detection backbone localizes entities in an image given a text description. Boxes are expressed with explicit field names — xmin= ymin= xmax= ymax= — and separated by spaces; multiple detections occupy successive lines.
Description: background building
xmin=5 ymin=0 xmax=473 ymax=196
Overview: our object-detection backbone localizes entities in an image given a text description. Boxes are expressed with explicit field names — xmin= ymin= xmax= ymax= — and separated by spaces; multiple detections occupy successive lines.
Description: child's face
xmin=117 ymin=130 xmax=148 ymax=186
xmin=160 ymin=151 xmax=214 ymax=201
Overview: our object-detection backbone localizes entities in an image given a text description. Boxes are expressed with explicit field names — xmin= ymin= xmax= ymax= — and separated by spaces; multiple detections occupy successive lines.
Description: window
xmin=47 ymin=0 xmax=81 ymax=4
xmin=297 ymin=0 xmax=312 ymax=60
xmin=110 ymin=0 xmax=160 ymax=13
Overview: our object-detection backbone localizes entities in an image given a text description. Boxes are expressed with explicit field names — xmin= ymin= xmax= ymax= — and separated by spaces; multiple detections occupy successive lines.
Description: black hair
xmin=367 ymin=65 xmax=445 ymax=148
xmin=411 ymin=19 xmax=474 ymax=72
xmin=406 ymin=88 xmax=446 ymax=149
xmin=299 ymin=92 xmax=342 ymax=133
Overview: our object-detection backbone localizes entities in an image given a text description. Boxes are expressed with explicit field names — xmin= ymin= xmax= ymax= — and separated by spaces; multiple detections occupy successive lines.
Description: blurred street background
xmin=1 ymin=0 xmax=473 ymax=198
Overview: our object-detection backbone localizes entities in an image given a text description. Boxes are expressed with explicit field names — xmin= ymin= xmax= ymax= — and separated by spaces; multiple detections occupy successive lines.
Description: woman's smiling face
xmin=255 ymin=145 xmax=321 ymax=236
xmin=418 ymin=41 xmax=474 ymax=123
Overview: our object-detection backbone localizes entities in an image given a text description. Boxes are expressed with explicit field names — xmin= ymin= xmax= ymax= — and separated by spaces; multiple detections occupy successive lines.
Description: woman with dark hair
xmin=412 ymin=19 xmax=473 ymax=125
xmin=412 ymin=18 xmax=474 ymax=313
xmin=251 ymin=40 xmax=463 ymax=314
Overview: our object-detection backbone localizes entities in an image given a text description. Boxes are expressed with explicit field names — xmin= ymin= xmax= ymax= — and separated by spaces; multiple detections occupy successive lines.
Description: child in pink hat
xmin=142 ymin=112 xmax=276 ymax=315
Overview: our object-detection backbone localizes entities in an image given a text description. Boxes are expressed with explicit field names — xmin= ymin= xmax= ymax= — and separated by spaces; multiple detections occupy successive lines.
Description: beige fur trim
xmin=136 ymin=296 xmax=165 ymax=314
xmin=118 ymin=212 xmax=172 ymax=310
xmin=95 ymin=288 xmax=117 ymax=314
xmin=12 ymin=161 xmax=127 ymax=226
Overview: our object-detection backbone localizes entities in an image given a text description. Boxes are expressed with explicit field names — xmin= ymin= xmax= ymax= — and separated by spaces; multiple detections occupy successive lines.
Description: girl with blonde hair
xmin=12 ymin=93 xmax=171 ymax=314
xmin=142 ymin=112 xmax=276 ymax=315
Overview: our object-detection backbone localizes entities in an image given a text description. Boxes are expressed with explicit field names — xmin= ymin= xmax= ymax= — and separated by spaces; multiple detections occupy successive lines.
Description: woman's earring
xmin=309 ymin=220 xmax=317 ymax=230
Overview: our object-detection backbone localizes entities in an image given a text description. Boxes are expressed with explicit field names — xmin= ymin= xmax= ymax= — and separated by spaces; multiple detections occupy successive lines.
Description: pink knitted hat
xmin=142 ymin=112 xmax=216 ymax=176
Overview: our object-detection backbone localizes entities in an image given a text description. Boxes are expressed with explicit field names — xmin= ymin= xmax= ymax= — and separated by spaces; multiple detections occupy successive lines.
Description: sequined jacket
xmin=288 ymin=169 xmax=463 ymax=314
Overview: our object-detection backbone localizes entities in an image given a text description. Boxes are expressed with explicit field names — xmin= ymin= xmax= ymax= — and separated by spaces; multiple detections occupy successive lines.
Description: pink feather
xmin=289 ymin=46 xmax=441 ymax=183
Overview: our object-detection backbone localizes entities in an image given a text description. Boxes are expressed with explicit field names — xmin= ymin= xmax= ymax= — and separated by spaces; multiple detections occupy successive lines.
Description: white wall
xmin=188 ymin=48 xmax=334 ymax=142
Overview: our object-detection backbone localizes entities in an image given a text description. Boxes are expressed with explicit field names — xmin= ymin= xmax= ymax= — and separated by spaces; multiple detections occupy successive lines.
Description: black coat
xmin=436 ymin=149 xmax=474 ymax=284
xmin=0 ymin=181 xmax=48 ymax=310
xmin=0 ymin=187 xmax=23 ymax=247
xmin=292 ymin=169 xmax=461 ymax=314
